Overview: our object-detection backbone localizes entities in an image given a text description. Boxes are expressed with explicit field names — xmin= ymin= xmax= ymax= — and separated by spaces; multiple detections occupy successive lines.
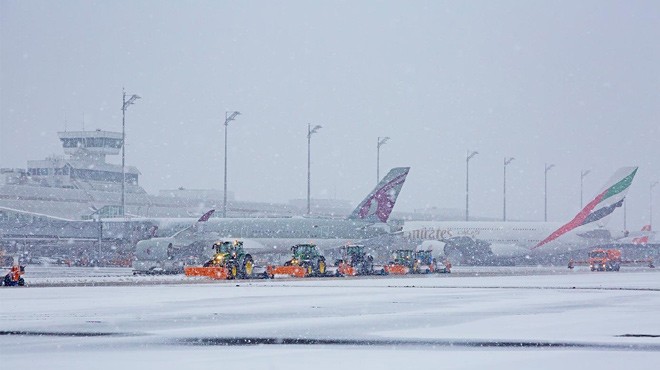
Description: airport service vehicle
xmin=2 ymin=265 xmax=25 ymax=287
xmin=414 ymin=250 xmax=451 ymax=274
xmin=335 ymin=244 xmax=383 ymax=276
xmin=568 ymin=248 xmax=655 ymax=271
xmin=384 ymin=249 xmax=416 ymax=275
xmin=185 ymin=241 xmax=254 ymax=280
xmin=267 ymin=244 xmax=327 ymax=278
xmin=588 ymin=249 xmax=621 ymax=271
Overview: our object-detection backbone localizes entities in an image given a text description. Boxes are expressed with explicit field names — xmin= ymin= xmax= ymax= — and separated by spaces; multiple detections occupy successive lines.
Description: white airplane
xmin=133 ymin=167 xmax=410 ymax=273
xmin=402 ymin=167 xmax=639 ymax=262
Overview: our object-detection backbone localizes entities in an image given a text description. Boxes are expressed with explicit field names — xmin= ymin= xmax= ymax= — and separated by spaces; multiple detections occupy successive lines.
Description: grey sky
xmin=1 ymin=0 xmax=659 ymax=227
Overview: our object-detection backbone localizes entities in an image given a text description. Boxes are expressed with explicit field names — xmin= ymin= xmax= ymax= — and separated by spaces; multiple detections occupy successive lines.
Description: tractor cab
xmin=415 ymin=250 xmax=434 ymax=265
xmin=206 ymin=240 xmax=244 ymax=267
xmin=290 ymin=244 xmax=321 ymax=263
xmin=344 ymin=245 xmax=365 ymax=258
xmin=284 ymin=243 xmax=327 ymax=275
xmin=339 ymin=244 xmax=367 ymax=263
xmin=392 ymin=249 xmax=415 ymax=267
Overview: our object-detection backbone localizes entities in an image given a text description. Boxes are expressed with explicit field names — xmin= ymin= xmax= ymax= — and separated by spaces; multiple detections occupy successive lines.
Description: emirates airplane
xmin=402 ymin=167 xmax=638 ymax=261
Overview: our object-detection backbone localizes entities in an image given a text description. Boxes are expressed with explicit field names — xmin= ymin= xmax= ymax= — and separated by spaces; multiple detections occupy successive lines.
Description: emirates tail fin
xmin=535 ymin=167 xmax=638 ymax=249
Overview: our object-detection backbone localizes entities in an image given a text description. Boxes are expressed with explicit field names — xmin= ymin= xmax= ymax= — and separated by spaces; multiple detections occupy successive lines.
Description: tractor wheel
xmin=242 ymin=255 xmax=254 ymax=278
xmin=318 ymin=258 xmax=326 ymax=275
xmin=228 ymin=263 xmax=238 ymax=279
xmin=366 ymin=259 xmax=374 ymax=274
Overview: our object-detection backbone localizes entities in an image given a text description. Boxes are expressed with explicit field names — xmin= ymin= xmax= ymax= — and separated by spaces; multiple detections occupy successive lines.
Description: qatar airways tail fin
xmin=535 ymin=167 xmax=638 ymax=249
xmin=348 ymin=167 xmax=410 ymax=223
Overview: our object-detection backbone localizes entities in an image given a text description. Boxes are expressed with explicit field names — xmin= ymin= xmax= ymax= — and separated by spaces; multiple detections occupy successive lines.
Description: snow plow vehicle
xmin=334 ymin=244 xmax=384 ymax=276
xmin=267 ymin=244 xmax=327 ymax=278
xmin=2 ymin=265 xmax=26 ymax=287
xmin=568 ymin=248 xmax=654 ymax=271
xmin=414 ymin=250 xmax=451 ymax=274
xmin=384 ymin=249 xmax=416 ymax=275
xmin=185 ymin=240 xmax=254 ymax=280
xmin=588 ymin=249 xmax=621 ymax=271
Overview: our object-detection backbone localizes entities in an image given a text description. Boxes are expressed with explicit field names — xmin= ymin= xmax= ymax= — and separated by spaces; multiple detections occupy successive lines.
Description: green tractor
xmin=392 ymin=249 xmax=416 ymax=268
xmin=203 ymin=240 xmax=254 ymax=279
xmin=335 ymin=244 xmax=375 ymax=275
xmin=284 ymin=243 xmax=327 ymax=276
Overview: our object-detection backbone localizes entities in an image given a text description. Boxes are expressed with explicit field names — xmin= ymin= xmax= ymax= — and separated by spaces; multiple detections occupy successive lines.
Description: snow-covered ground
xmin=2 ymin=266 xmax=659 ymax=369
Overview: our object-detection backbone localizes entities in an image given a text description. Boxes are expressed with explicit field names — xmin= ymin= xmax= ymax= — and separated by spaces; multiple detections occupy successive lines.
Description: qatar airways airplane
xmin=133 ymin=167 xmax=410 ymax=273
xmin=402 ymin=167 xmax=638 ymax=261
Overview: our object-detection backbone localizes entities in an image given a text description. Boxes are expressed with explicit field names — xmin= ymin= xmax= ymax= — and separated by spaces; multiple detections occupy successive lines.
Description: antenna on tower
xmin=64 ymin=112 xmax=68 ymax=132
xmin=82 ymin=112 xmax=86 ymax=132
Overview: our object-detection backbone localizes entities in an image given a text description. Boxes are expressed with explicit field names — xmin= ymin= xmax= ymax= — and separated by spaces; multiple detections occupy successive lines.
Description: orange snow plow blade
xmin=384 ymin=264 xmax=409 ymax=275
xmin=337 ymin=263 xmax=356 ymax=276
xmin=266 ymin=265 xmax=307 ymax=278
xmin=184 ymin=266 xmax=229 ymax=280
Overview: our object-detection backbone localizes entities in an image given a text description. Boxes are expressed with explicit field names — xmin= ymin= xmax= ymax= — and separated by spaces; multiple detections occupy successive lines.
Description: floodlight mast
xmin=223 ymin=111 xmax=241 ymax=218
xmin=465 ymin=150 xmax=478 ymax=221
xmin=503 ymin=157 xmax=515 ymax=221
xmin=307 ymin=123 xmax=322 ymax=215
xmin=544 ymin=163 xmax=555 ymax=222
xmin=580 ymin=169 xmax=591 ymax=209
xmin=121 ymin=88 xmax=140 ymax=218
xmin=377 ymin=136 xmax=390 ymax=185
xmin=651 ymin=181 xmax=659 ymax=230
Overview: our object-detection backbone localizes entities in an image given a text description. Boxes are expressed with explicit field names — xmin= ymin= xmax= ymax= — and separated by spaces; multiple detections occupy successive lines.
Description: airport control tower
xmin=20 ymin=129 xmax=142 ymax=192
xmin=59 ymin=130 xmax=123 ymax=161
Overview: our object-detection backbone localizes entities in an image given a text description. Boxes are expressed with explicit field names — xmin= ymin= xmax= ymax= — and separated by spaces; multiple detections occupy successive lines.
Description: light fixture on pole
xmin=503 ymin=157 xmax=515 ymax=221
xmin=376 ymin=136 xmax=390 ymax=184
xmin=651 ymin=181 xmax=659 ymax=230
xmin=544 ymin=163 xmax=555 ymax=222
xmin=465 ymin=150 xmax=478 ymax=221
xmin=307 ymin=124 xmax=322 ymax=215
xmin=580 ymin=169 xmax=591 ymax=209
xmin=223 ymin=111 xmax=241 ymax=218
xmin=121 ymin=89 xmax=140 ymax=218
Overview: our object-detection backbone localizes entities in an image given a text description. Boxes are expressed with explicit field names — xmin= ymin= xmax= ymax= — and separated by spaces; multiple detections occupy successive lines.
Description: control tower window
xmin=62 ymin=138 xmax=84 ymax=148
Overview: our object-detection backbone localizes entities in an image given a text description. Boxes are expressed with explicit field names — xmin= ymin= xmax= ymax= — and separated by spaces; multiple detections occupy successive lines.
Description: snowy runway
xmin=2 ymin=267 xmax=660 ymax=369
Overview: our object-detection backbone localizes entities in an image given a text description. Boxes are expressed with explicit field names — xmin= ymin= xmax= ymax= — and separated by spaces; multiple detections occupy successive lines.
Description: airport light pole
xmin=89 ymin=206 xmax=102 ymax=264
xmin=307 ymin=124 xmax=322 ymax=215
xmin=376 ymin=136 xmax=390 ymax=185
xmin=544 ymin=163 xmax=555 ymax=222
xmin=223 ymin=111 xmax=241 ymax=218
xmin=624 ymin=198 xmax=627 ymax=232
xmin=651 ymin=181 xmax=659 ymax=230
xmin=465 ymin=150 xmax=478 ymax=221
xmin=580 ymin=169 xmax=591 ymax=209
xmin=121 ymin=89 xmax=140 ymax=218
xmin=503 ymin=157 xmax=514 ymax=221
